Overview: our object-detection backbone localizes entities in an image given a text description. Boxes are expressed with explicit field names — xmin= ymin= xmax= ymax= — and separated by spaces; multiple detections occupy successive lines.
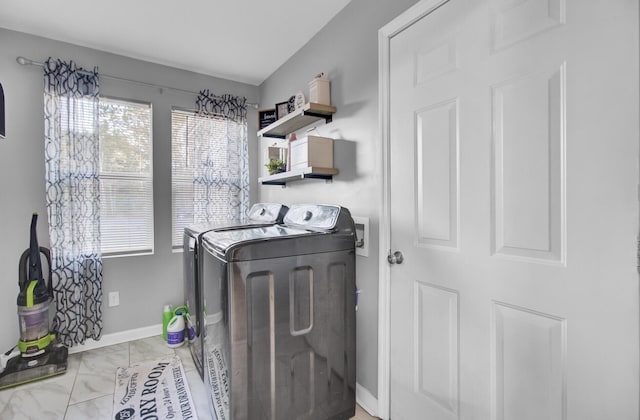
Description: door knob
xmin=387 ymin=250 xmax=404 ymax=265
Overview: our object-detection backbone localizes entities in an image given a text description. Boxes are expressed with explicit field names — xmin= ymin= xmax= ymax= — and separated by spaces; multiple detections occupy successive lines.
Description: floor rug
xmin=112 ymin=355 xmax=198 ymax=420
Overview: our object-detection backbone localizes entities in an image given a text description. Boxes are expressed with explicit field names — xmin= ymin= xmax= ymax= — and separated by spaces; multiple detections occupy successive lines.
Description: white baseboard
xmin=67 ymin=323 xmax=162 ymax=354
xmin=356 ymin=382 xmax=379 ymax=418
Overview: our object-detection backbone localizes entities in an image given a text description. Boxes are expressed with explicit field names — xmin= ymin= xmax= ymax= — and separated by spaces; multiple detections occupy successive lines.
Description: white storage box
xmin=308 ymin=75 xmax=331 ymax=105
xmin=289 ymin=135 xmax=333 ymax=170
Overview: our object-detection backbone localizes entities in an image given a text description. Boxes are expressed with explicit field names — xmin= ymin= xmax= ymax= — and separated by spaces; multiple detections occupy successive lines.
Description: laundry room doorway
xmin=379 ymin=0 xmax=639 ymax=419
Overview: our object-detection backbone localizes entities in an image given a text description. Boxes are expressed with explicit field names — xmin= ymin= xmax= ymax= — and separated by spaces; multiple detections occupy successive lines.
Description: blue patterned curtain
xmin=43 ymin=58 xmax=103 ymax=346
xmin=193 ymin=91 xmax=249 ymax=223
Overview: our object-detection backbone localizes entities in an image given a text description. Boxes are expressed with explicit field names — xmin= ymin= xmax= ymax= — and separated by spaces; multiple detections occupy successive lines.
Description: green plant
xmin=264 ymin=158 xmax=286 ymax=175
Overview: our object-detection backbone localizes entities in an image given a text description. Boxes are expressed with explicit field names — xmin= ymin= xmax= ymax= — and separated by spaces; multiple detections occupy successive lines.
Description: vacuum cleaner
xmin=0 ymin=213 xmax=68 ymax=390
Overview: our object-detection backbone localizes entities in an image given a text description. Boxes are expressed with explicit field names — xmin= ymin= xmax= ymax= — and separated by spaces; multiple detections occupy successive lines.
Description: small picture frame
xmin=258 ymin=108 xmax=277 ymax=129
xmin=275 ymin=101 xmax=290 ymax=120
xmin=287 ymin=95 xmax=296 ymax=113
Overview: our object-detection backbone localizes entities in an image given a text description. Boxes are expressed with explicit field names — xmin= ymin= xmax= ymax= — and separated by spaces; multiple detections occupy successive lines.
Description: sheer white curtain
xmin=43 ymin=57 xmax=103 ymax=346
xmin=192 ymin=91 xmax=249 ymax=224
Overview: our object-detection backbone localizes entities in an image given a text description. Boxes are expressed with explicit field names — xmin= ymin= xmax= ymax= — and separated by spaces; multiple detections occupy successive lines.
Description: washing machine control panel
xmin=284 ymin=204 xmax=341 ymax=230
xmin=247 ymin=203 xmax=288 ymax=222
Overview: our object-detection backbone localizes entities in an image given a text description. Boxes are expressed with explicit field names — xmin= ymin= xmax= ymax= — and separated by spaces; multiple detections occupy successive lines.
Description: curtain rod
xmin=16 ymin=56 xmax=258 ymax=109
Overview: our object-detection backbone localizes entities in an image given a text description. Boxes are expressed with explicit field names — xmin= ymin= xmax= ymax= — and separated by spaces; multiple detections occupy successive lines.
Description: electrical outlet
xmin=353 ymin=216 xmax=369 ymax=257
xmin=108 ymin=291 xmax=120 ymax=307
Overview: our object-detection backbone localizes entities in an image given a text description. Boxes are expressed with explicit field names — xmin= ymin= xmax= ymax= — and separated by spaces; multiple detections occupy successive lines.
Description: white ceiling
xmin=0 ymin=0 xmax=351 ymax=86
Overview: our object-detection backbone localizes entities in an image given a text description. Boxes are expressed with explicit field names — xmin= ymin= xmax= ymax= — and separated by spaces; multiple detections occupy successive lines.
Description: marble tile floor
xmin=0 ymin=335 xmax=378 ymax=420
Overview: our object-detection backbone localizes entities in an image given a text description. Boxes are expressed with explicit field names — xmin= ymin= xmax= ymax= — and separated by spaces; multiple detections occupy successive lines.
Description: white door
xmin=386 ymin=0 xmax=639 ymax=419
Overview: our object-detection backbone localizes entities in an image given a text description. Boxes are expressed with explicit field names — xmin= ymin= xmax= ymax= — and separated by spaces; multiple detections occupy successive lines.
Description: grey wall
xmin=0 ymin=0 xmax=421 ymax=404
xmin=257 ymin=0 xmax=420 ymax=398
xmin=0 ymin=28 xmax=259 ymax=352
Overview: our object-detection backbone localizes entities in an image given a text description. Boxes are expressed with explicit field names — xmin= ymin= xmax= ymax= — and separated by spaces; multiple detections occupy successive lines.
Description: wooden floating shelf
xmin=257 ymin=103 xmax=337 ymax=139
xmin=259 ymin=167 xmax=339 ymax=186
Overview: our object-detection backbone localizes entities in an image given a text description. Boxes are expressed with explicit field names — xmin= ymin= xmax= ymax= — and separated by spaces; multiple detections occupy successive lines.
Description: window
xmin=171 ymin=109 xmax=249 ymax=248
xmin=171 ymin=109 xmax=194 ymax=249
xmin=99 ymin=97 xmax=153 ymax=256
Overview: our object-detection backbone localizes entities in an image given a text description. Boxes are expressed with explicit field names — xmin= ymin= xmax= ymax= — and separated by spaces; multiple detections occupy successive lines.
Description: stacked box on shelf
xmin=289 ymin=135 xmax=333 ymax=170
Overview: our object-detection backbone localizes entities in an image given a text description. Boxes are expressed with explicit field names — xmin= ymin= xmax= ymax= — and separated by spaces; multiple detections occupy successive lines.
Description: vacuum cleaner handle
xmin=18 ymin=249 xmax=28 ymax=289
xmin=42 ymin=247 xmax=52 ymax=297
xmin=18 ymin=246 xmax=52 ymax=292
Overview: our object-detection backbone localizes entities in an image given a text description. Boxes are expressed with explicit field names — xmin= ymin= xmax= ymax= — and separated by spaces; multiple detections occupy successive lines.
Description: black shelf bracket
xmin=302 ymin=110 xmax=333 ymax=124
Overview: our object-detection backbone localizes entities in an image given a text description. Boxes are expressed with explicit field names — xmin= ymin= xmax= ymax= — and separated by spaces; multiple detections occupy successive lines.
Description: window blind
xmin=99 ymin=97 xmax=154 ymax=256
xmin=171 ymin=110 xmax=194 ymax=249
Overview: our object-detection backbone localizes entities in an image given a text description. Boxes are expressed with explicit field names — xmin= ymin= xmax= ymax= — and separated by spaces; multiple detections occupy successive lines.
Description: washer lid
xmin=184 ymin=202 xmax=288 ymax=237
xmin=202 ymin=225 xmax=311 ymax=253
